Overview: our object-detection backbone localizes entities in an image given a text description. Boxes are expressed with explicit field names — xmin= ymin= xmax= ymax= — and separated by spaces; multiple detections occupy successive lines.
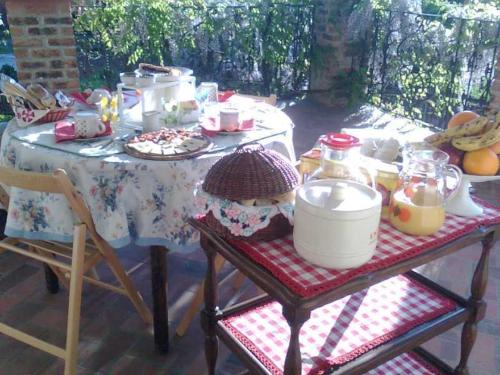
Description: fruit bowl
xmin=445 ymin=174 xmax=500 ymax=217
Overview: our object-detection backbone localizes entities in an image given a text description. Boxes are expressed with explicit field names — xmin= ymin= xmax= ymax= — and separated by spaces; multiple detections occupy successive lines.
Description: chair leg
xmin=176 ymin=254 xmax=226 ymax=337
xmin=232 ymin=270 xmax=246 ymax=291
xmin=93 ymin=236 xmax=153 ymax=325
xmin=64 ymin=224 xmax=86 ymax=375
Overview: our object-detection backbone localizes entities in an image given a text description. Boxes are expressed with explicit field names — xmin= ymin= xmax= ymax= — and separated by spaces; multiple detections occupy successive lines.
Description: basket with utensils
xmin=195 ymin=143 xmax=299 ymax=241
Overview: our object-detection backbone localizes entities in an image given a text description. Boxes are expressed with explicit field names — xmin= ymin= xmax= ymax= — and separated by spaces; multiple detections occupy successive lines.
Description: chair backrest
xmin=0 ymin=167 xmax=95 ymax=230
xmin=235 ymin=93 xmax=277 ymax=106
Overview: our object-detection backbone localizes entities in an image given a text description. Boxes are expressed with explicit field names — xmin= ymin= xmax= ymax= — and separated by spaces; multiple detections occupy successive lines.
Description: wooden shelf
xmin=214 ymin=273 xmax=466 ymax=374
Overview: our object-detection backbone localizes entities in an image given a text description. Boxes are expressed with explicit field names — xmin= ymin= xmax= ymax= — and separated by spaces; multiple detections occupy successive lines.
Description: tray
xmin=123 ymin=134 xmax=212 ymax=161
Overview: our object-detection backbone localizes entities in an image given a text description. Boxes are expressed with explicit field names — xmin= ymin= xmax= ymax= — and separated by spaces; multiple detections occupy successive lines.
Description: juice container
xmin=389 ymin=148 xmax=462 ymax=236
xmin=374 ymin=162 xmax=399 ymax=219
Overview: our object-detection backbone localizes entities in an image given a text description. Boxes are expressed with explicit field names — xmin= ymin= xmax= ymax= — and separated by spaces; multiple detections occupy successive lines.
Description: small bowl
xmin=120 ymin=72 xmax=137 ymax=86
xmin=136 ymin=73 xmax=155 ymax=87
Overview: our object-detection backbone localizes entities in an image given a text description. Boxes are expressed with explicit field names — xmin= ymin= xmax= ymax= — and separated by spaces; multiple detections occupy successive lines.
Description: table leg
xmin=201 ymin=237 xmax=219 ymax=375
xmin=455 ymin=232 xmax=495 ymax=374
xmin=283 ymin=306 xmax=310 ymax=375
xmin=44 ymin=264 xmax=60 ymax=294
xmin=150 ymin=245 xmax=169 ymax=353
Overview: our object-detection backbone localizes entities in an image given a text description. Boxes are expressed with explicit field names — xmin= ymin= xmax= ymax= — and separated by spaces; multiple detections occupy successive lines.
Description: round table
xmin=0 ymin=101 xmax=295 ymax=252
xmin=0 ymin=99 xmax=296 ymax=352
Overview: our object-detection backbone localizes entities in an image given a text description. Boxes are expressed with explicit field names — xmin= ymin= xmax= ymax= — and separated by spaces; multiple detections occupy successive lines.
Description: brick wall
xmin=489 ymin=53 xmax=500 ymax=113
xmin=6 ymin=0 xmax=80 ymax=92
xmin=310 ymin=0 xmax=358 ymax=107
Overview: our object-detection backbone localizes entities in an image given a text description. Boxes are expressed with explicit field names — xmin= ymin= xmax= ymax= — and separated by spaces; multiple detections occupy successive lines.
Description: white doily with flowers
xmin=195 ymin=187 xmax=294 ymax=237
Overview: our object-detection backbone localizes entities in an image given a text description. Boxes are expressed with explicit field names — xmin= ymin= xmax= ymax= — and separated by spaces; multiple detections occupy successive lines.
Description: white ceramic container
xmin=120 ymin=72 xmax=137 ymax=86
xmin=137 ymin=74 xmax=155 ymax=87
xmin=293 ymin=179 xmax=382 ymax=269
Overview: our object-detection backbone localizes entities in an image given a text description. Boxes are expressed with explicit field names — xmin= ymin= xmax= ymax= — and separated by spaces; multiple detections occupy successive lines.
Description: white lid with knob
xmin=296 ymin=179 xmax=382 ymax=220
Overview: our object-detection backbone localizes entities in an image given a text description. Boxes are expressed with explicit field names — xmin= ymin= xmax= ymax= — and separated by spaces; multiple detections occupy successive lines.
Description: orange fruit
xmin=447 ymin=111 xmax=479 ymax=129
xmin=398 ymin=207 xmax=411 ymax=222
xmin=489 ymin=141 xmax=500 ymax=154
xmin=463 ymin=148 xmax=499 ymax=176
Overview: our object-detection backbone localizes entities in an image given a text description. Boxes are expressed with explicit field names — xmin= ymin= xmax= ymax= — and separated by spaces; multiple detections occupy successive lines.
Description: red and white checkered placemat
xmin=229 ymin=198 xmax=500 ymax=298
xmin=221 ymin=275 xmax=454 ymax=375
xmin=367 ymin=352 xmax=442 ymax=375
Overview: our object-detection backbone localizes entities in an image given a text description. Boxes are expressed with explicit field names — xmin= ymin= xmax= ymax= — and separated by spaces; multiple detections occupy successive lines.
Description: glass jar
xmin=309 ymin=133 xmax=371 ymax=185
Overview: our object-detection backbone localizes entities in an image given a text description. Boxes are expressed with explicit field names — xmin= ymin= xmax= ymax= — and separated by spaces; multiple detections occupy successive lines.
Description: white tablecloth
xmin=0 ymin=102 xmax=295 ymax=252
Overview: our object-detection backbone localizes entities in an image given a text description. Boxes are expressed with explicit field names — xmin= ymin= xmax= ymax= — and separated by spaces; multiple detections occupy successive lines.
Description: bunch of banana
xmin=424 ymin=116 xmax=490 ymax=146
xmin=452 ymin=119 xmax=500 ymax=151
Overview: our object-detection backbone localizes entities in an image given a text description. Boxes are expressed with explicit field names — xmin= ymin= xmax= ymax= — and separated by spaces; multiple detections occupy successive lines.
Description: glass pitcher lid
xmin=319 ymin=133 xmax=360 ymax=150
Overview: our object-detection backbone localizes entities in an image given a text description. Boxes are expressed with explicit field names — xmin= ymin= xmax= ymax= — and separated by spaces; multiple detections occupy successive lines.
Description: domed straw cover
xmin=202 ymin=143 xmax=299 ymax=200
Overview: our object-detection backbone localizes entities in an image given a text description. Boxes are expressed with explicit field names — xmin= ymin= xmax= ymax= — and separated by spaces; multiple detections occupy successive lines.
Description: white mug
xmin=219 ymin=108 xmax=240 ymax=131
xmin=74 ymin=112 xmax=106 ymax=138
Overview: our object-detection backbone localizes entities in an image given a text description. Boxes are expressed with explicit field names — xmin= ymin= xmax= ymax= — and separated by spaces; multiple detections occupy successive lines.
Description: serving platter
xmin=123 ymin=128 xmax=212 ymax=160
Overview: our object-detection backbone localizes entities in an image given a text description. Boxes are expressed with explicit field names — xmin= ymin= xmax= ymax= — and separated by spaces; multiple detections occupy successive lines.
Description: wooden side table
xmin=190 ymin=212 xmax=499 ymax=374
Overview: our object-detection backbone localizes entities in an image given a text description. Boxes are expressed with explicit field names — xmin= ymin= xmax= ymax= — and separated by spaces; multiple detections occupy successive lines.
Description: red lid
xmin=319 ymin=133 xmax=360 ymax=149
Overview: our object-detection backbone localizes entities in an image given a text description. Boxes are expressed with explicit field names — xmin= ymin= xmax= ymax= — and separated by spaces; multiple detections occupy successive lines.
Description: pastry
xmin=138 ymin=63 xmax=181 ymax=76
xmin=27 ymin=83 xmax=57 ymax=109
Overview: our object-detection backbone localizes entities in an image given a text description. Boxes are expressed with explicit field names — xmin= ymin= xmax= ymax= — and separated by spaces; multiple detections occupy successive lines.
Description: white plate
xmin=71 ymin=135 xmax=112 ymax=143
xmin=216 ymin=129 xmax=254 ymax=136
xmin=463 ymin=174 xmax=500 ymax=183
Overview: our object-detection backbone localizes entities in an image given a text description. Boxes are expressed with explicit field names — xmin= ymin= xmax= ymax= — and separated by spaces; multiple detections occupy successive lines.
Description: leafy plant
xmin=72 ymin=0 xmax=313 ymax=95
xmin=345 ymin=0 xmax=500 ymax=127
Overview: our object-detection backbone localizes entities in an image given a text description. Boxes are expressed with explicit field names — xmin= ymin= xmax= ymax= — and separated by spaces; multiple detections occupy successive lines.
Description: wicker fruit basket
xmin=196 ymin=143 xmax=299 ymax=241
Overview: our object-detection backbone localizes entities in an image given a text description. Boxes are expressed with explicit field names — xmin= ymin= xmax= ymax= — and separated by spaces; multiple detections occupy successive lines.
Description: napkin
xmin=217 ymin=90 xmax=235 ymax=102
xmin=55 ymin=120 xmax=112 ymax=143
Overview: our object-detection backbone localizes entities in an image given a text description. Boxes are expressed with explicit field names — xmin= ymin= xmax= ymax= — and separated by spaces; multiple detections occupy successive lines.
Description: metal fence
xmin=71 ymin=2 xmax=314 ymax=97
xmin=366 ymin=10 xmax=499 ymax=127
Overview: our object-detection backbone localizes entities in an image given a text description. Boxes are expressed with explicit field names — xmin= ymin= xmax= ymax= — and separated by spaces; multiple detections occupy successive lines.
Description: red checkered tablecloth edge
xmin=227 ymin=197 xmax=500 ymax=298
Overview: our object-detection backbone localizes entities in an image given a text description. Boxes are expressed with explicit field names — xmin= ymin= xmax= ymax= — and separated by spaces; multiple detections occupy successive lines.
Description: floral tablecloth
xmin=0 ymin=103 xmax=295 ymax=252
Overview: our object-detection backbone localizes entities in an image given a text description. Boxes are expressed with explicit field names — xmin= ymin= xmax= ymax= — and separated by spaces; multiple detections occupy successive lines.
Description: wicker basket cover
xmin=202 ymin=143 xmax=299 ymax=200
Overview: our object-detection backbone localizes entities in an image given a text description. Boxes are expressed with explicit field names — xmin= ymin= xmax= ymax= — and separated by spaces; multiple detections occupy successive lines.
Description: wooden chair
xmin=0 ymin=167 xmax=152 ymax=375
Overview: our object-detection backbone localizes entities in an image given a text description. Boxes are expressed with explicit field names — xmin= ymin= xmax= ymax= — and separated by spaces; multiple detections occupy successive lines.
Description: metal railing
xmin=71 ymin=2 xmax=314 ymax=97
xmin=366 ymin=10 xmax=499 ymax=127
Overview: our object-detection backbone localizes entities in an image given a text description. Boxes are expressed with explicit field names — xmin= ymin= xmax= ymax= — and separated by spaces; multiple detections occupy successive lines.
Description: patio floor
xmin=0 ymin=98 xmax=499 ymax=374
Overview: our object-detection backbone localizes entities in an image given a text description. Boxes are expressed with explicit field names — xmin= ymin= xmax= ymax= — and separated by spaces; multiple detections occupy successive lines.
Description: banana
xmin=451 ymin=120 xmax=500 ymax=151
xmin=425 ymin=116 xmax=489 ymax=146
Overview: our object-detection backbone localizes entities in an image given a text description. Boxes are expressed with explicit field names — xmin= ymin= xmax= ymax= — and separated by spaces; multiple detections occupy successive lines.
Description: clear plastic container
xmin=309 ymin=133 xmax=370 ymax=184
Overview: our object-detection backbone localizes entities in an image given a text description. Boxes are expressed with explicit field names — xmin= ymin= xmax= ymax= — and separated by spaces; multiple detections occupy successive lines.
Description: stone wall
xmin=310 ymin=0 xmax=371 ymax=108
xmin=310 ymin=0 xmax=357 ymax=107
xmin=5 ymin=0 xmax=80 ymax=92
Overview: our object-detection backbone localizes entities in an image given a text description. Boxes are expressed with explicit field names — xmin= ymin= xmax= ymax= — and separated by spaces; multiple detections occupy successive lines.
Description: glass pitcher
xmin=308 ymin=133 xmax=373 ymax=185
xmin=389 ymin=148 xmax=462 ymax=236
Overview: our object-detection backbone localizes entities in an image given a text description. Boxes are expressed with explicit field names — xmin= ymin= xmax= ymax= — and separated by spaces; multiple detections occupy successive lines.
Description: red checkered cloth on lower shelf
xmin=229 ymin=198 xmax=500 ymax=298
xmin=367 ymin=352 xmax=442 ymax=375
xmin=220 ymin=275 xmax=455 ymax=375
